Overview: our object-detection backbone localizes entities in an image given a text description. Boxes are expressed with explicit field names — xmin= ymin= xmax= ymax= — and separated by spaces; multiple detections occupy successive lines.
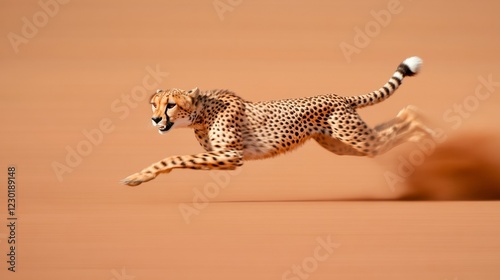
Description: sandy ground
xmin=1 ymin=0 xmax=500 ymax=279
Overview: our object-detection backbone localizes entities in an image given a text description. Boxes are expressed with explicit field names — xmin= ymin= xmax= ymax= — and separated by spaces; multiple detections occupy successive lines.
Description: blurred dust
xmin=400 ymin=131 xmax=500 ymax=200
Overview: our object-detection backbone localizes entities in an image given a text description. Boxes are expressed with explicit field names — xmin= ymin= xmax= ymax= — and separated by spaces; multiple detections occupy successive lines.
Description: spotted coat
xmin=122 ymin=56 xmax=434 ymax=186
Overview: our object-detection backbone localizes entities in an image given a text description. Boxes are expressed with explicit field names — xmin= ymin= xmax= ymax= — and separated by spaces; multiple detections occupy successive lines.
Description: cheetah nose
xmin=152 ymin=117 xmax=162 ymax=124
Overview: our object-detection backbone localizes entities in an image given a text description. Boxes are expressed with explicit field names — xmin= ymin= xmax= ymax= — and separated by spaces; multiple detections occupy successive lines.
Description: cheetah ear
xmin=186 ymin=87 xmax=199 ymax=98
xmin=178 ymin=87 xmax=199 ymax=110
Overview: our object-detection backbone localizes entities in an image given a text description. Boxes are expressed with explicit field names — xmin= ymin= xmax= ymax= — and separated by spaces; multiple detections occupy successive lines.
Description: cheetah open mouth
xmin=158 ymin=121 xmax=174 ymax=132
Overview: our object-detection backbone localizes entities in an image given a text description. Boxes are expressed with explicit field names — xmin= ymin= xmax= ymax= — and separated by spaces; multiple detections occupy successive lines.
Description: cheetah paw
xmin=121 ymin=172 xmax=156 ymax=186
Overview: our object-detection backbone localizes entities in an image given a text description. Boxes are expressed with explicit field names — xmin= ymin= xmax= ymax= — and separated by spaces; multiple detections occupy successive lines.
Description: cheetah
xmin=122 ymin=56 xmax=434 ymax=186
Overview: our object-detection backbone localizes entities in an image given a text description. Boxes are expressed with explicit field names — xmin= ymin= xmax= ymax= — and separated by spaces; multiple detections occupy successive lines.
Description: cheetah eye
xmin=151 ymin=103 xmax=157 ymax=108
xmin=166 ymin=103 xmax=176 ymax=109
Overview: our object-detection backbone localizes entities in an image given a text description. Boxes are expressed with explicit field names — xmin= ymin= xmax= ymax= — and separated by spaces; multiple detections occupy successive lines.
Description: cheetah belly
xmin=241 ymin=102 xmax=311 ymax=160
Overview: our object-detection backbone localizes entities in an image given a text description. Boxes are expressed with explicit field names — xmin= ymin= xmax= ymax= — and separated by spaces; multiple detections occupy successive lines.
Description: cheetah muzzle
xmin=158 ymin=118 xmax=174 ymax=133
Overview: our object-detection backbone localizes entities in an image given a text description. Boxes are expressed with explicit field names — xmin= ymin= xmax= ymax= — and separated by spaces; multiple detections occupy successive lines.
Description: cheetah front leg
xmin=121 ymin=150 xmax=243 ymax=186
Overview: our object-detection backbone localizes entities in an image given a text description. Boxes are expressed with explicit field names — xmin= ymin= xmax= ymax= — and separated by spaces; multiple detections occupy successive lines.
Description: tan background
xmin=1 ymin=0 xmax=500 ymax=279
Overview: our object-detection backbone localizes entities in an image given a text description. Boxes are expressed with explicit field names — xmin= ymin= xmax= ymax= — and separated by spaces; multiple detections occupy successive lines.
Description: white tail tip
xmin=402 ymin=56 xmax=423 ymax=75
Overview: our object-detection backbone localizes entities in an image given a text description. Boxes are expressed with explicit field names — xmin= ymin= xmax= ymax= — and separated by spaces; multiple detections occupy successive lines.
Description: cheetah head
xmin=150 ymin=87 xmax=199 ymax=134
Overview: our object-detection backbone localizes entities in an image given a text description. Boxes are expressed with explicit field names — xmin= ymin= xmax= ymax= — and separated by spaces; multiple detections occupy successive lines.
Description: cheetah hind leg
xmin=313 ymin=134 xmax=366 ymax=156
xmin=372 ymin=105 xmax=437 ymax=155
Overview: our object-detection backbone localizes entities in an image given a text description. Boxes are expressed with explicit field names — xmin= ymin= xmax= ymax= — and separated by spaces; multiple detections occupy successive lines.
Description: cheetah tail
xmin=347 ymin=56 xmax=422 ymax=109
